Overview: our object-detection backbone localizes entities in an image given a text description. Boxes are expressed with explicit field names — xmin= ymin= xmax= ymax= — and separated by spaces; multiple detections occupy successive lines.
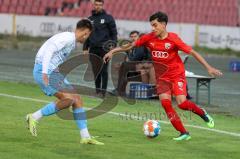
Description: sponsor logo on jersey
xmin=152 ymin=51 xmax=169 ymax=58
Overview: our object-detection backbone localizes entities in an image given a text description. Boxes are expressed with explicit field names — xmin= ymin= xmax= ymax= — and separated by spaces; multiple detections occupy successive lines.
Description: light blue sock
xmin=73 ymin=108 xmax=87 ymax=130
xmin=41 ymin=102 xmax=59 ymax=116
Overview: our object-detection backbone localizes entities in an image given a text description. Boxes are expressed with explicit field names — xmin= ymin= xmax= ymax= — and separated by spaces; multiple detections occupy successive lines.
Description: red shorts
xmin=156 ymin=76 xmax=187 ymax=96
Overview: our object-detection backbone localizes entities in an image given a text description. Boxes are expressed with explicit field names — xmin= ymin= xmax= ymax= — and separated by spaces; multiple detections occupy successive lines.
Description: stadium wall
xmin=1 ymin=14 xmax=240 ymax=51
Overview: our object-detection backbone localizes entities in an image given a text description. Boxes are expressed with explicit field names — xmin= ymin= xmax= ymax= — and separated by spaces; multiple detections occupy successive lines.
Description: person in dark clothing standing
xmin=83 ymin=0 xmax=118 ymax=97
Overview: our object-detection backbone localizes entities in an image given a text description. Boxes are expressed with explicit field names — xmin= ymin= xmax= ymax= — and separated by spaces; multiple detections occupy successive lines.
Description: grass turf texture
xmin=0 ymin=81 xmax=239 ymax=159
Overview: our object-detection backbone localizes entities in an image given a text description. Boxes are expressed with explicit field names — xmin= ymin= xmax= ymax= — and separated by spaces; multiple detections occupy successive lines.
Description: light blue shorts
xmin=33 ymin=64 xmax=73 ymax=96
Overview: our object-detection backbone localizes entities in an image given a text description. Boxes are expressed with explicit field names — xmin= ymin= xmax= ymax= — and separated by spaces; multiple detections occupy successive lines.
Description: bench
xmin=184 ymin=55 xmax=216 ymax=105
xmin=124 ymin=55 xmax=216 ymax=104
xmin=186 ymin=73 xmax=215 ymax=104
xmin=126 ymin=73 xmax=215 ymax=105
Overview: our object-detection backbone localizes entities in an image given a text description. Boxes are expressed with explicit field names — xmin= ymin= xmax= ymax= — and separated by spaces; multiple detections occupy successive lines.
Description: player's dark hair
xmin=95 ymin=0 xmax=104 ymax=3
xmin=149 ymin=11 xmax=168 ymax=24
xmin=76 ymin=19 xmax=93 ymax=31
xmin=129 ymin=30 xmax=140 ymax=36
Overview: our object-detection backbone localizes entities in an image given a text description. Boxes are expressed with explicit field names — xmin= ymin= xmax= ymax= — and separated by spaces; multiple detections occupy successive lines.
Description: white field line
xmin=0 ymin=93 xmax=240 ymax=138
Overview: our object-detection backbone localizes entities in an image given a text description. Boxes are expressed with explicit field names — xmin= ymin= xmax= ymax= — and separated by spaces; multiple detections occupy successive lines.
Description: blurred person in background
xmin=83 ymin=0 xmax=117 ymax=97
xmin=112 ymin=31 xmax=155 ymax=96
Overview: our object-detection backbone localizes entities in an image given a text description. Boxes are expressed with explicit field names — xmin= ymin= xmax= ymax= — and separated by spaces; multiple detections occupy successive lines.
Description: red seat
xmin=23 ymin=5 xmax=31 ymax=14
xmin=62 ymin=7 xmax=70 ymax=16
xmin=16 ymin=5 xmax=24 ymax=14
xmin=3 ymin=0 xmax=11 ymax=5
xmin=67 ymin=8 xmax=77 ymax=17
xmin=19 ymin=0 xmax=26 ymax=6
xmin=26 ymin=0 xmax=34 ymax=5
xmin=2 ymin=0 xmax=235 ymax=26
xmin=31 ymin=5 xmax=38 ymax=15
xmin=48 ymin=0 xmax=56 ymax=8
xmin=0 ymin=4 xmax=9 ymax=13
xmin=118 ymin=9 xmax=126 ymax=19
xmin=32 ymin=0 xmax=40 ymax=6
xmin=9 ymin=6 xmax=16 ymax=13
xmin=85 ymin=2 xmax=92 ymax=13
xmin=78 ymin=1 xmax=90 ymax=17
xmin=11 ymin=0 xmax=18 ymax=6
xmin=65 ymin=0 xmax=77 ymax=3
xmin=55 ymin=0 xmax=63 ymax=8
xmin=40 ymin=0 xmax=49 ymax=7
xmin=38 ymin=6 xmax=46 ymax=15
xmin=75 ymin=8 xmax=84 ymax=17
xmin=25 ymin=0 xmax=33 ymax=5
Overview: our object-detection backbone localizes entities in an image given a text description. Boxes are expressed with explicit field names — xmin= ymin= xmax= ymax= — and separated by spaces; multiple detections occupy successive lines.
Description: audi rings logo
xmin=40 ymin=22 xmax=56 ymax=33
xmin=152 ymin=51 xmax=169 ymax=58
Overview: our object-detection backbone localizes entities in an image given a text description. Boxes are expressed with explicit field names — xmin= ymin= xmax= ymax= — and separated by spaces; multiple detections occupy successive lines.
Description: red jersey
xmin=135 ymin=32 xmax=192 ymax=79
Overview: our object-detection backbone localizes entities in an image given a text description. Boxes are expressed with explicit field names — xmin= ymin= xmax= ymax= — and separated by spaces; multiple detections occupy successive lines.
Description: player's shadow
xmin=49 ymin=53 xmax=137 ymax=120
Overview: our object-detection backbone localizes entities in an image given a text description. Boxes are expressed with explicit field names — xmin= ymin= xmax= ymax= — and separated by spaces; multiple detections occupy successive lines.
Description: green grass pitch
xmin=0 ymin=81 xmax=239 ymax=159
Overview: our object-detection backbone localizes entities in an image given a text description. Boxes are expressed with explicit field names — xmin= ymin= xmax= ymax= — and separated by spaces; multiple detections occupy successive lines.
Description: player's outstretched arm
xmin=190 ymin=50 xmax=223 ymax=77
xmin=103 ymin=42 xmax=134 ymax=63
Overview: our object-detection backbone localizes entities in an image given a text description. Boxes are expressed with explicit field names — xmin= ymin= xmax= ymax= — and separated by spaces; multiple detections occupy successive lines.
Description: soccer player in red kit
xmin=103 ymin=11 xmax=223 ymax=141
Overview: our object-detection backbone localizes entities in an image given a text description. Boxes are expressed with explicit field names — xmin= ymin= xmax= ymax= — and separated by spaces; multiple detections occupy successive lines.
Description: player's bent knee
xmin=72 ymin=95 xmax=83 ymax=107
xmin=176 ymin=100 xmax=184 ymax=106
xmin=177 ymin=100 xmax=188 ymax=110
xmin=176 ymin=95 xmax=187 ymax=105
xmin=56 ymin=98 xmax=74 ymax=109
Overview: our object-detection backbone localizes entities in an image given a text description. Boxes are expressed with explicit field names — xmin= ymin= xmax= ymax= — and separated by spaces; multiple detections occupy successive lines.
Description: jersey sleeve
xmin=134 ymin=34 xmax=151 ymax=47
xmin=173 ymin=34 xmax=192 ymax=54
xmin=54 ymin=35 xmax=72 ymax=51
xmin=41 ymin=33 xmax=74 ymax=74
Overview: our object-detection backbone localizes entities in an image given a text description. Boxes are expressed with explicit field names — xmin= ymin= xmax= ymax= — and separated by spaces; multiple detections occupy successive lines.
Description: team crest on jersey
xmin=165 ymin=43 xmax=171 ymax=50
xmin=178 ymin=81 xmax=184 ymax=91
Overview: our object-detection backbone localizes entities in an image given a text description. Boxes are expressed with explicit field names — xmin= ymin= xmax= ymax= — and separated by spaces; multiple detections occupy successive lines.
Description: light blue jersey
xmin=35 ymin=32 xmax=76 ymax=74
xmin=33 ymin=32 xmax=76 ymax=96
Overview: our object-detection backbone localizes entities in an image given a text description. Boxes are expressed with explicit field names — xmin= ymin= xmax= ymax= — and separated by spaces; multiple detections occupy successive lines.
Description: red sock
xmin=161 ymin=99 xmax=187 ymax=134
xmin=178 ymin=100 xmax=205 ymax=116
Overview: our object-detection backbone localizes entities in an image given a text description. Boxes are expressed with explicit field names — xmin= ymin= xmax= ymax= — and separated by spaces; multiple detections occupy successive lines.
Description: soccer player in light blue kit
xmin=26 ymin=19 xmax=104 ymax=145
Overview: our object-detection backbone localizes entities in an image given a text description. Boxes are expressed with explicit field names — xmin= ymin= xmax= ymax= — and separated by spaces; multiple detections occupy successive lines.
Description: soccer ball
xmin=143 ymin=120 xmax=161 ymax=138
